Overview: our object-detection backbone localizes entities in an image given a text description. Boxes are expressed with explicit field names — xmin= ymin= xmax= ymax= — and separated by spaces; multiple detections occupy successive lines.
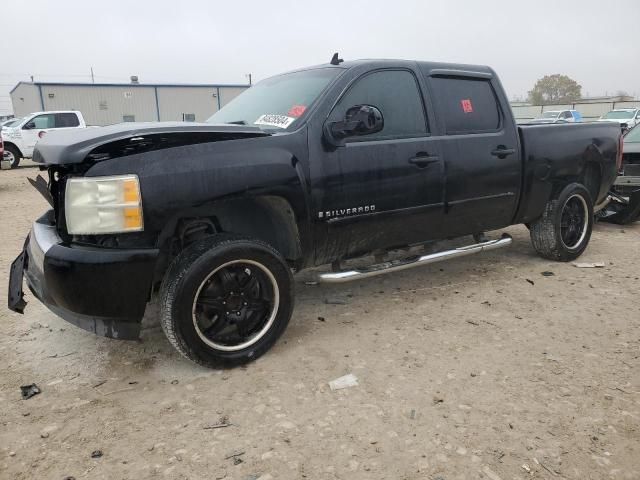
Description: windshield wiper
xmin=226 ymin=120 xmax=247 ymax=125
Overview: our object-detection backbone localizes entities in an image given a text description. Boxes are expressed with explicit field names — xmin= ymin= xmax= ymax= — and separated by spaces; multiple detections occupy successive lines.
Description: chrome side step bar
xmin=318 ymin=233 xmax=513 ymax=284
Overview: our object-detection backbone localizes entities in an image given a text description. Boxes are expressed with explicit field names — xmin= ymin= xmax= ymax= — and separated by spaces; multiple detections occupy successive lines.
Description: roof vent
xmin=130 ymin=75 xmax=139 ymax=84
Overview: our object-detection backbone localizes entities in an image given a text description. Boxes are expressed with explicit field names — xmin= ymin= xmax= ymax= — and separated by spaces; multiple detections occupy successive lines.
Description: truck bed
xmin=514 ymin=122 xmax=620 ymax=223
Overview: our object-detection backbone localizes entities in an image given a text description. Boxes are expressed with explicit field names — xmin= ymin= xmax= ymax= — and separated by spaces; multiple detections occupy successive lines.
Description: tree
xmin=528 ymin=74 xmax=582 ymax=105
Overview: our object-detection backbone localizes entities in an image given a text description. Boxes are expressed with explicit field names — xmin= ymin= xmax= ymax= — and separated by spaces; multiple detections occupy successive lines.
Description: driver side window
xmin=26 ymin=114 xmax=55 ymax=129
xmin=330 ymin=70 xmax=428 ymax=141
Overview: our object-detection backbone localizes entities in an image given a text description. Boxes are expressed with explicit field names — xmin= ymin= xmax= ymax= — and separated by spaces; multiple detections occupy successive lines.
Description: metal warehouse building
xmin=10 ymin=80 xmax=249 ymax=126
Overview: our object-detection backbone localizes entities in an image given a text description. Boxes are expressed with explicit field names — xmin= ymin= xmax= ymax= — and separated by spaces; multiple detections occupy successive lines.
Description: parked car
xmin=1 ymin=111 xmax=87 ymax=168
xmin=1 ymin=118 xmax=21 ymax=130
xmin=8 ymin=58 xmax=621 ymax=367
xmin=532 ymin=109 xmax=582 ymax=123
xmin=598 ymin=108 xmax=640 ymax=129
xmin=599 ymin=123 xmax=640 ymax=223
xmin=0 ymin=135 xmax=5 ymax=170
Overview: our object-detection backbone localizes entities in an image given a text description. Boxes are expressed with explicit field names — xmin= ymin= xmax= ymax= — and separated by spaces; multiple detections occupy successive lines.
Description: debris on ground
xmin=525 ymin=278 xmax=535 ymax=285
xmin=317 ymin=316 xmax=326 ymax=322
xmin=541 ymin=271 xmax=555 ymax=276
xmin=329 ymin=373 xmax=359 ymax=390
xmin=225 ymin=450 xmax=245 ymax=465
xmin=433 ymin=395 xmax=444 ymax=405
xmin=522 ymin=463 xmax=531 ymax=472
xmin=203 ymin=415 xmax=233 ymax=429
xmin=90 ymin=450 xmax=103 ymax=458
xmin=482 ymin=465 xmax=503 ymax=480
xmin=20 ymin=383 xmax=41 ymax=400
xmin=47 ymin=351 xmax=76 ymax=358
xmin=325 ymin=297 xmax=348 ymax=305
xmin=573 ymin=262 xmax=605 ymax=268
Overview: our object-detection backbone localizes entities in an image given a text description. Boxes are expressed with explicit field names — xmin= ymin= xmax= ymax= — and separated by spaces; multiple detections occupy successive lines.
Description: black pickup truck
xmin=8 ymin=57 xmax=622 ymax=367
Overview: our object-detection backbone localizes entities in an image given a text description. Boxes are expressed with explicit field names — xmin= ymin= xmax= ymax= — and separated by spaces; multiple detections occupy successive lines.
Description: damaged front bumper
xmin=8 ymin=210 xmax=159 ymax=340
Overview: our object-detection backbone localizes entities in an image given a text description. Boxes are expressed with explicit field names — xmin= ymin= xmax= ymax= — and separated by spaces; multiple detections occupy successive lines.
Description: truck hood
xmin=32 ymin=122 xmax=271 ymax=165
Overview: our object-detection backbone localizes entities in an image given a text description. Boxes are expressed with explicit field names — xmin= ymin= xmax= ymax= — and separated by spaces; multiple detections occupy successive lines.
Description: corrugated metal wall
xmin=156 ymin=86 xmax=219 ymax=122
xmin=10 ymin=84 xmax=43 ymax=118
xmin=40 ymin=85 xmax=158 ymax=125
xmin=10 ymin=83 xmax=249 ymax=125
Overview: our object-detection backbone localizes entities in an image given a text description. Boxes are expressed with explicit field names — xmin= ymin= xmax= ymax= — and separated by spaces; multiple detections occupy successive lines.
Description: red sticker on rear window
xmin=461 ymin=99 xmax=473 ymax=113
xmin=288 ymin=104 xmax=307 ymax=117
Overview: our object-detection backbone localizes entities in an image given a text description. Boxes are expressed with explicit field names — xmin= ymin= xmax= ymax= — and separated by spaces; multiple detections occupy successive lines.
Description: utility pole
xmin=90 ymin=67 xmax=95 ymax=84
xmin=246 ymin=73 xmax=252 ymax=86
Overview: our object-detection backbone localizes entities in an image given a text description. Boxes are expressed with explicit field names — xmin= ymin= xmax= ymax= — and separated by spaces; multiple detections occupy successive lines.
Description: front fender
xmin=85 ymin=131 xmax=313 ymax=263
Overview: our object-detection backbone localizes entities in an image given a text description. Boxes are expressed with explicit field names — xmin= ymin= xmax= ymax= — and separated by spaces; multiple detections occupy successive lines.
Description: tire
xmin=159 ymin=234 xmax=294 ymax=368
xmin=4 ymin=144 xmax=21 ymax=169
xmin=529 ymin=183 xmax=594 ymax=261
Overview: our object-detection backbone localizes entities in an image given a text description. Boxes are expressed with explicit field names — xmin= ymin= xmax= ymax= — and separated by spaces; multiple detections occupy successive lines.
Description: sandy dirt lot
xmin=0 ymin=165 xmax=639 ymax=480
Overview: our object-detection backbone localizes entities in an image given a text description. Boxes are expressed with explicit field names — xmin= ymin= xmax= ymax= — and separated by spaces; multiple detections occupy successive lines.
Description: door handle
xmin=409 ymin=153 xmax=439 ymax=168
xmin=491 ymin=146 xmax=516 ymax=158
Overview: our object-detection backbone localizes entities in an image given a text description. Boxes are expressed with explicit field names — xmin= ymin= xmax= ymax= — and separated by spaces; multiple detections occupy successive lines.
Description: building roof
xmin=10 ymin=81 xmax=250 ymax=94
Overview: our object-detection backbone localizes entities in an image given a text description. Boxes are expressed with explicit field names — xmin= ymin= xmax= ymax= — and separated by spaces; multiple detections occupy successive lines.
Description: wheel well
xmin=581 ymin=162 xmax=601 ymax=203
xmin=160 ymin=195 xmax=303 ymax=265
xmin=551 ymin=163 xmax=602 ymax=204
xmin=2 ymin=142 xmax=23 ymax=157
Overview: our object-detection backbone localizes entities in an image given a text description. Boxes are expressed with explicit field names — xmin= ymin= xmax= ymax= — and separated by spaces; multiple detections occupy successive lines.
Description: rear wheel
xmin=529 ymin=183 xmax=593 ymax=261
xmin=159 ymin=234 xmax=294 ymax=367
xmin=4 ymin=144 xmax=21 ymax=169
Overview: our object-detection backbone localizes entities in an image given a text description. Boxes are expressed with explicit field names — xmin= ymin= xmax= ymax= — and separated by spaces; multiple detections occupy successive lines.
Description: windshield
xmin=541 ymin=111 xmax=560 ymax=118
xmin=207 ymin=68 xmax=342 ymax=130
xmin=603 ymin=110 xmax=635 ymax=119
xmin=625 ymin=124 xmax=640 ymax=142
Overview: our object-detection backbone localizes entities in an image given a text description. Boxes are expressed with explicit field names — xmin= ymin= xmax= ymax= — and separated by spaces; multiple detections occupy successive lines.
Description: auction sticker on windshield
xmin=254 ymin=114 xmax=296 ymax=129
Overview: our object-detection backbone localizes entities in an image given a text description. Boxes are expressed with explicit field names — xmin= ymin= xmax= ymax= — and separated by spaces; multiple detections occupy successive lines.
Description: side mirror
xmin=324 ymin=105 xmax=384 ymax=146
xmin=23 ymin=121 xmax=36 ymax=130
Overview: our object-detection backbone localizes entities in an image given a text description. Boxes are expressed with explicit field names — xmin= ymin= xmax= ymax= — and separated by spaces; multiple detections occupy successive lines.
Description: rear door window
xmin=430 ymin=77 xmax=501 ymax=134
xmin=55 ymin=113 xmax=80 ymax=127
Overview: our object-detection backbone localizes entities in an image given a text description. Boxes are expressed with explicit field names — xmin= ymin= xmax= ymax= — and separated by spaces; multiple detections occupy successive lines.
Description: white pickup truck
xmin=1 ymin=111 xmax=87 ymax=169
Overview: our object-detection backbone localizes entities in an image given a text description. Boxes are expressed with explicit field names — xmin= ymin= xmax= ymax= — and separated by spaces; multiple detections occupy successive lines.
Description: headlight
xmin=65 ymin=175 xmax=143 ymax=234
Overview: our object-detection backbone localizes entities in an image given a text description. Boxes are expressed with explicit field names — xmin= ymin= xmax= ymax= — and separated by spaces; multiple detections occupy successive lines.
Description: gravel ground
xmin=1 ymin=165 xmax=639 ymax=480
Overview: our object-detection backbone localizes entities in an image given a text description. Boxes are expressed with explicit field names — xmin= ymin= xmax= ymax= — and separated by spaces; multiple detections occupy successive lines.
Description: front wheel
xmin=4 ymin=144 xmax=21 ymax=169
xmin=159 ymin=235 xmax=294 ymax=367
xmin=529 ymin=183 xmax=594 ymax=261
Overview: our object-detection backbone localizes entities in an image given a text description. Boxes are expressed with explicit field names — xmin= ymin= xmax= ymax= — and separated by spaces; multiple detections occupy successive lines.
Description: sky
xmin=2 ymin=0 xmax=639 ymax=116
